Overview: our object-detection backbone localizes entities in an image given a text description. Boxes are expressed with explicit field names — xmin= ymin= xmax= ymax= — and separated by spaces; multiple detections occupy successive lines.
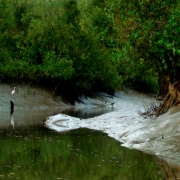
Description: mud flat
xmin=46 ymin=90 xmax=180 ymax=167
xmin=0 ymin=84 xmax=71 ymax=129
xmin=1 ymin=84 xmax=180 ymax=167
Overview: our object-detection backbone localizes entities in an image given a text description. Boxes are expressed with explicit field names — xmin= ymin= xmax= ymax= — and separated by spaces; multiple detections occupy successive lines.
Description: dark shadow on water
xmin=61 ymin=107 xmax=114 ymax=119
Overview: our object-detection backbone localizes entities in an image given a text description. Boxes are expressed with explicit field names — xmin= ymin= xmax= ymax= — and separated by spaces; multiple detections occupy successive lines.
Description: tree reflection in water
xmin=0 ymin=127 xmax=166 ymax=179
xmin=158 ymin=157 xmax=180 ymax=180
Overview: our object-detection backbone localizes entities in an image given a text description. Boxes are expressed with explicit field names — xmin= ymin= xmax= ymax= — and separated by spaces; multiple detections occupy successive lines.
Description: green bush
xmin=2 ymin=0 xmax=178 ymax=100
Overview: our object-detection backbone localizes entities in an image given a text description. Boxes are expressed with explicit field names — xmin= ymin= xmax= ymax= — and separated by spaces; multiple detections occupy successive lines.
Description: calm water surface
xmin=0 ymin=127 xmax=164 ymax=180
xmin=0 ymin=107 xmax=164 ymax=180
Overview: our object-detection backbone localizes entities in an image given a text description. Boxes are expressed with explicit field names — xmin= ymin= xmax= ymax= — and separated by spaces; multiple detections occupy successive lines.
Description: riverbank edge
xmin=1 ymin=83 xmax=180 ymax=167
xmin=45 ymin=90 xmax=180 ymax=167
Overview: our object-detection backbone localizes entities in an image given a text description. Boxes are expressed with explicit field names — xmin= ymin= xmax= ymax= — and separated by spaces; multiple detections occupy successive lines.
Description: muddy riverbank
xmin=0 ymin=84 xmax=180 ymax=171
xmin=46 ymin=90 xmax=180 ymax=168
xmin=0 ymin=84 xmax=72 ymax=129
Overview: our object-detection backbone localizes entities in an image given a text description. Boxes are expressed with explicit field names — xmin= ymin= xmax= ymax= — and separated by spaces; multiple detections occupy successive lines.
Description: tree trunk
xmin=156 ymin=74 xmax=169 ymax=100
xmin=155 ymin=52 xmax=180 ymax=116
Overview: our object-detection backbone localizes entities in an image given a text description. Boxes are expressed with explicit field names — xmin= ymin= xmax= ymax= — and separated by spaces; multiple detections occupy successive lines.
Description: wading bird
xmin=11 ymin=87 xmax=16 ymax=95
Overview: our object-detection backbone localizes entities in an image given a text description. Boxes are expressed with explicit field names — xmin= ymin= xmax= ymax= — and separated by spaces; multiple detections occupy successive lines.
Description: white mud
xmin=0 ymin=84 xmax=180 ymax=166
xmin=45 ymin=90 xmax=180 ymax=166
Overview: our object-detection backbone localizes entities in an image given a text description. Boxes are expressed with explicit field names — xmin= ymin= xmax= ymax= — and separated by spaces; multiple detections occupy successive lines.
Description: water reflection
xmin=158 ymin=158 xmax=180 ymax=180
xmin=0 ymin=104 xmax=179 ymax=179
xmin=0 ymin=105 xmax=113 ymax=130
xmin=10 ymin=114 xmax=14 ymax=129
xmin=61 ymin=107 xmax=114 ymax=119
xmin=0 ymin=127 xmax=164 ymax=179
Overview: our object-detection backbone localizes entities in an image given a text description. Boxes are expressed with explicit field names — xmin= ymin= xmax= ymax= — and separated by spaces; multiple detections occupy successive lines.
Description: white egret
xmin=11 ymin=87 xmax=16 ymax=95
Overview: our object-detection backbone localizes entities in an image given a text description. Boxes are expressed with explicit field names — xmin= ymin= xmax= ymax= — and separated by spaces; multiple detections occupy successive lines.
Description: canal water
xmin=0 ymin=107 xmax=164 ymax=180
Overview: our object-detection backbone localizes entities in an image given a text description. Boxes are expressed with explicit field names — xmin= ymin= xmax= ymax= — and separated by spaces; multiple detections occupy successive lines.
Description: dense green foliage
xmin=0 ymin=0 xmax=180 ymax=98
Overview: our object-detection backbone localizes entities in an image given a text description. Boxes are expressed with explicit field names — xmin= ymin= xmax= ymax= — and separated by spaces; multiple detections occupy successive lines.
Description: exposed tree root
xmin=139 ymin=80 xmax=180 ymax=118
xmin=156 ymin=81 xmax=180 ymax=117
xmin=138 ymin=100 xmax=159 ymax=119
